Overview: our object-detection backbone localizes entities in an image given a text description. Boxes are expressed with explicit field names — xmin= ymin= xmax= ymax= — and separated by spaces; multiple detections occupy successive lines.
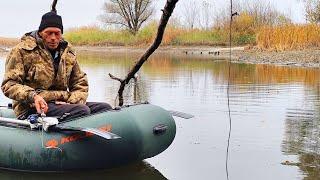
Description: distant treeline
xmin=64 ymin=0 xmax=320 ymax=51
xmin=2 ymin=1 xmax=320 ymax=51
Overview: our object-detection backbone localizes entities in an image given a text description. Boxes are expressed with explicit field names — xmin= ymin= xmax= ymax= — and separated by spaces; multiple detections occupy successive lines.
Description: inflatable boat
xmin=0 ymin=103 xmax=177 ymax=172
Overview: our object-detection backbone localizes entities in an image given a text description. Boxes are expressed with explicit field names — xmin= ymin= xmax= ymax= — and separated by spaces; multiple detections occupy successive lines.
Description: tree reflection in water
xmin=282 ymin=90 xmax=320 ymax=179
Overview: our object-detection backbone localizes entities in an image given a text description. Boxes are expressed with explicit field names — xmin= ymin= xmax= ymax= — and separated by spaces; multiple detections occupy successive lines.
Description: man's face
xmin=39 ymin=27 xmax=62 ymax=50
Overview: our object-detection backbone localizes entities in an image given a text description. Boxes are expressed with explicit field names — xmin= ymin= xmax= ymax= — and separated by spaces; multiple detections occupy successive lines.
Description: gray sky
xmin=0 ymin=0 xmax=305 ymax=38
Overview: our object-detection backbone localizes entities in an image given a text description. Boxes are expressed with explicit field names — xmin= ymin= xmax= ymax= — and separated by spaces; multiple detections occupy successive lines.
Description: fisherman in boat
xmin=1 ymin=11 xmax=112 ymax=120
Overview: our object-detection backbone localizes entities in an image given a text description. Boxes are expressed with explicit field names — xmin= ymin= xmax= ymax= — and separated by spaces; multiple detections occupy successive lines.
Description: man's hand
xmin=34 ymin=95 xmax=48 ymax=114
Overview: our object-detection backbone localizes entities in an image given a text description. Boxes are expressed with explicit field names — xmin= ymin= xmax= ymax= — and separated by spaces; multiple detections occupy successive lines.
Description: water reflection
xmin=0 ymin=161 xmax=167 ymax=180
xmin=282 ymin=97 xmax=320 ymax=179
xmin=78 ymin=52 xmax=320 ymax=87
xmin=76 ymin=52 xmax=320 ymax=179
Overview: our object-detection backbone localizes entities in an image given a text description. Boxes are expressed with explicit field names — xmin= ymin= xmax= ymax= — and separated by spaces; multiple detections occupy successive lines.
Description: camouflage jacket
xmin=1 ymin=31 xmax=88 ymax=117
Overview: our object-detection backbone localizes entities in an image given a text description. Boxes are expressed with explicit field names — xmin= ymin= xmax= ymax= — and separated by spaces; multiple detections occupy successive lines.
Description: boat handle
xmin=153 ymin=124 xmax=168 ymax=135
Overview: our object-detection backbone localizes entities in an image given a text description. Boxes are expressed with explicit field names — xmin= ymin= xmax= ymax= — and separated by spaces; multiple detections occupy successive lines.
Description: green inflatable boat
xmin=0 ymin=104 xmax=176 ymax=172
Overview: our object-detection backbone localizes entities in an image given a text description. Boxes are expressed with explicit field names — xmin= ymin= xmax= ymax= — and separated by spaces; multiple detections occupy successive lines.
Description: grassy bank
xmin=64 ymin=24 xmax=256 ymax=47
xmin=65 ymin=24 xmax=320 ymax=52
xmin=1 ymin=24 xmax=320 ymax=53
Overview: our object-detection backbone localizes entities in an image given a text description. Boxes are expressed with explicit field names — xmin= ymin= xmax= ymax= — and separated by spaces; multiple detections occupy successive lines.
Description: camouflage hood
xmin=1 ymin=31 xmax=88 ymax=118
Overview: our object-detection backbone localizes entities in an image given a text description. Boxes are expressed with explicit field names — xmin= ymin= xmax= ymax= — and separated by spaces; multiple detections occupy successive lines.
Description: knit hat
xmin=38 ymin=11 xmax=63 ymax=33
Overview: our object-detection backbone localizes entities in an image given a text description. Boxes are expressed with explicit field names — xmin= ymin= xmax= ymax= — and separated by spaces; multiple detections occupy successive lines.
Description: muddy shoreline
xmin=1 ymin=46 xmax=319 ymax=68
xmin=57 ymin=46 xmax=320 ymax=68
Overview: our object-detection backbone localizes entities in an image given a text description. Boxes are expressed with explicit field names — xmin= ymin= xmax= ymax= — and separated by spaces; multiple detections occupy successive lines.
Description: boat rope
xmin=226 ymin=0 xmax=237 ymax=179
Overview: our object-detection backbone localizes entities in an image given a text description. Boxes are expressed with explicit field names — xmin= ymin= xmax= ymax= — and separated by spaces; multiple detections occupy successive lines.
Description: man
xmin=1 ymin=11 xmax=112 ymax=120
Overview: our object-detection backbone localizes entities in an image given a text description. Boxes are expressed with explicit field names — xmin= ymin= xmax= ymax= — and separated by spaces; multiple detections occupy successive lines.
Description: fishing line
xmin=40 ymin=127 xmax=62 ymax=152
xmin=39 ymin=118 xmax=63 ymax=170
xmin=226 ymin=0 xmax=237 ymax=179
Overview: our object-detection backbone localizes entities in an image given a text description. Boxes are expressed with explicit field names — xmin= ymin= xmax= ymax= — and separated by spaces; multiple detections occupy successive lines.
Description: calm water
xmin=0 ymin=51 xmax=319 ymax=180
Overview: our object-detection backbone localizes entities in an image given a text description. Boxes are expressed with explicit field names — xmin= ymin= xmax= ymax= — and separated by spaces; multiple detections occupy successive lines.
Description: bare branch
xmin=51 ymin=0 xmax=58 ymax=13
xmin=109 ymin=73 xmax=123 ymax=82
xmin=110 ymin=0 xmax=179 ymax=106
xmin=100 ymin=14 xmax=130 ymax=28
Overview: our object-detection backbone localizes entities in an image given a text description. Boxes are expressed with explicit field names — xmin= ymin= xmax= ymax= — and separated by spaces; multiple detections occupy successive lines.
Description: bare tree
xmin=200 ymin=1 xmax=214 ymax=30
xmin=241 ymin=1 xmax=287 ymax=26
xmin=100 ymin=0 xmax=154 ymax=34
xmin=181 ymin=0 xmax=199 ymax=29
xmin=214 ymin=1 xmax=291 ymax=28
xmin=304 ymin=0 xmax=320 ymax=23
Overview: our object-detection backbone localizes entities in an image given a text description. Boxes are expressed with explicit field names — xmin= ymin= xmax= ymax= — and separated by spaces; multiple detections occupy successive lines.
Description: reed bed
xmin=256 ymin=24 xmax=320 ymax=51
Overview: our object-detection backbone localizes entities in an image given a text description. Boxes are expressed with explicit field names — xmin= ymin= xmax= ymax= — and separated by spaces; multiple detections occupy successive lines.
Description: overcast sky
xmin=0 ymin=0 xmax=305 ymax=38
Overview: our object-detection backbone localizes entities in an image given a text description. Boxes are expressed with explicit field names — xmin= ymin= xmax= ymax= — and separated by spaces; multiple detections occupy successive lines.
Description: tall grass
xmin=257 ymin=24 xmax=320 ymax=51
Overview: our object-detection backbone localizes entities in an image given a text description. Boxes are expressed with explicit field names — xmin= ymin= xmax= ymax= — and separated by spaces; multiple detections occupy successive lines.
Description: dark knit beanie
xmin=38 ymin=11 xmax=63 ymax=33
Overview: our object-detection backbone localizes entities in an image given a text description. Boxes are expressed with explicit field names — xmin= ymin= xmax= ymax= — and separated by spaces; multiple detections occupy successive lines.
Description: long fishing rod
xmin=226 ymin=0 xmax=238 ymax=179
xmin=0 ymin=104 xmax=12 ymax=108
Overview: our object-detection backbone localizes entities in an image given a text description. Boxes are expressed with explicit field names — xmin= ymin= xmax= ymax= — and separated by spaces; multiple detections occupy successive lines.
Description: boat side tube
xmin=0 ymin=104 xmax=176 ymax=171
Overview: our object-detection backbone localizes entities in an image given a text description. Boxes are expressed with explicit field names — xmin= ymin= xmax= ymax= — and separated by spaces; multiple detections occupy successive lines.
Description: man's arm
xmin=67 ymin=61 xmax=89 ymax=104
xmin=1 ymin=48 xmax=36 ymax=103
xmin=1 ymin=48 xmax=50 ymax=113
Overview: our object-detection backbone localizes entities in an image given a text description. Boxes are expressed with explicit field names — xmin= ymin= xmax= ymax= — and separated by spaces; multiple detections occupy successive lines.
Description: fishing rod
xmin=0 ymin=115 xmax=121 ymax=140
xmin=226 ymin=0 xmax=238 ymax=179
xmin=0 ymin=103 xmax=12 ymax=108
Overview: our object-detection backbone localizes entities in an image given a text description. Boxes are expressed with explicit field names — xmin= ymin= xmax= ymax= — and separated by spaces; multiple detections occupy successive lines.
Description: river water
xmin=0 ymin=51 xmax=319 ymax=180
